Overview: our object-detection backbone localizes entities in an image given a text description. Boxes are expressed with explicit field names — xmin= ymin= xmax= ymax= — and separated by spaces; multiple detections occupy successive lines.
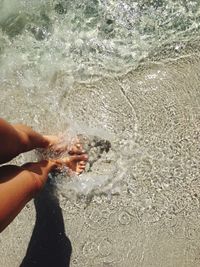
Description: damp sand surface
xmin=1 ymin=55 xmax=200 ymax=266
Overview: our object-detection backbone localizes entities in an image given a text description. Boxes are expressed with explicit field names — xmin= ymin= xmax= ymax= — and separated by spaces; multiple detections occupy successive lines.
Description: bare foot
xmin=43 ymin=135 xmax=68 ymax=153
xmin=68 ymin=143 xmax=85 ymax=155
xmin=54 ymin=154 xmax=88 ymax=175
xmin=64 ymin=154 xmax=88 ymax=174
xmin=44 ymin=135 xmax=86 ymax=155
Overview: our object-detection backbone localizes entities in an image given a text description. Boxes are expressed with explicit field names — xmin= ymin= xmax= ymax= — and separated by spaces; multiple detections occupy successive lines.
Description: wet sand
xmin=1 ymin=55 xmax=200 ymax=266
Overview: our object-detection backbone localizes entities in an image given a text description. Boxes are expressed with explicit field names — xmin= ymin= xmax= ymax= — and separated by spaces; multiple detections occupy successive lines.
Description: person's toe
xmin=73 ymin=154 xmax=88 ymax=162
xmin=76 ymin=165 xmax=85 ymax=174
xmin=68 ymin=143 xmax=86 ymax=155
xmin=79 ymin=160 xmax=86 ymax=166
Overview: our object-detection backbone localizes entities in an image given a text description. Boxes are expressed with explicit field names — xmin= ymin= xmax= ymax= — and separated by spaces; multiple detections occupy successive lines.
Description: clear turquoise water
xmin=0 ymin=0 xmax=200 ymax=87
xmin=1 ymin=0 xmax=200 ymax=196
xmin=1 ymin=3 xmax=200 ymax=266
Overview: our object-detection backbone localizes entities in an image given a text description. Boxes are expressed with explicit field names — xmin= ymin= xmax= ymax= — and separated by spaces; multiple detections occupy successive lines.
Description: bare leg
xmin=0 ymin=160 xmax=55 ymax=232
xmin=0 ymin=154 xmax=88 ymax=232
xmin=0 ymin=118 xmax=61 ymax=164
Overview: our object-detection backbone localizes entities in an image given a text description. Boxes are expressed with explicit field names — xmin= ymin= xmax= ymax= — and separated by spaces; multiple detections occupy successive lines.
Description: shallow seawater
xmin=1 ymin=1 xmax=200 ymax=267
xmin=0 ymin=0 xmax=200 ymax=86
xmin=0 ymin=0 xmax=200 ymax=201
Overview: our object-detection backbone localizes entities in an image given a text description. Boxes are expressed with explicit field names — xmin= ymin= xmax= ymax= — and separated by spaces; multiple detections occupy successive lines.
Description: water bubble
xmin=118 ymin=211 xmax=132 ymax=225
xmin=98 ymin=238 xmax=113 ymax=257
xmin=54 ymin=3 xmax=67 ymax=15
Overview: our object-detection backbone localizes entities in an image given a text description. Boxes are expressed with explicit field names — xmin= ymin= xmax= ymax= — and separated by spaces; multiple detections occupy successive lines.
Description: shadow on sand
xmin=20 ymin=181 xmax=72 ymax=267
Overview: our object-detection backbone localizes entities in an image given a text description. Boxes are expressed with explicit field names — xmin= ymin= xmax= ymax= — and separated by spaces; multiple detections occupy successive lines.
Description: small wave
xmin=0 ymin=0 xmax=200 ymax=87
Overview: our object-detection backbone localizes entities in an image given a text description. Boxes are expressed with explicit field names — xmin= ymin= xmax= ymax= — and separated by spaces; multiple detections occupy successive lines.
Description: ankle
xmin=39 ymin=136 xmax=50 ymax=149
